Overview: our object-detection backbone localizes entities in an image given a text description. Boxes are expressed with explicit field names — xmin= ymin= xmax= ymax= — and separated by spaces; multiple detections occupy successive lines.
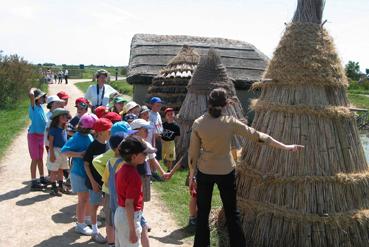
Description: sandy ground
xmin=0 ymin=80 xmax=192 ymax=247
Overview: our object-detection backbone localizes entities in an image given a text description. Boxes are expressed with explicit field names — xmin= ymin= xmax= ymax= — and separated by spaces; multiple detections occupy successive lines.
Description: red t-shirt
xmin=115 ymin=164 xmax=143 ymax=211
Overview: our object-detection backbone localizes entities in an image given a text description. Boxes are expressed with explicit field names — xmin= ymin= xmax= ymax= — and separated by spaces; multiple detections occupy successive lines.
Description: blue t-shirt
xmin=61 ymin=132 xmax=94 ymax=177
xmin=28 ymin=105 xmax=47 ymax=134
xmin=49 ymin=127 xmax=67 ymax=148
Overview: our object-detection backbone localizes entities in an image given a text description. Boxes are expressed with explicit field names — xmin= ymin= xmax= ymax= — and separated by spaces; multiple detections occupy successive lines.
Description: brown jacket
xmin=188 ymin=113 xmax=271 ymax=175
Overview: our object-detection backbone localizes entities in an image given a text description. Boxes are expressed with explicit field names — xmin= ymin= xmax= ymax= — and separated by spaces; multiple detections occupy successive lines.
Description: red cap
xmin=164 ymin=108 xmax=174 ymax=115
xmin=93 ymin=118 xmax=113 ymax=132
xmin=104 ymin=112 xmax=122 ymax=123
xmin=57 ymin=91 xmax=69 ymax=100
xmin=95 ymin=106 xmax=108 ymax=118
xmin=75 ymin=97 xmax=90 ymax=107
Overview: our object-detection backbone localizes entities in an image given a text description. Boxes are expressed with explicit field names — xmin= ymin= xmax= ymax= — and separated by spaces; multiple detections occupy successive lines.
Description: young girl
xmin=47 ymin=108 xmax=70 ymax=196
xmin=61 ymin=113 xmax=97 ymax=236
xmin=110 ymin=95 xmax=127 ymax=114
xmin=28 ymin=88 xmax=48 ymax=190
xmin=67 ymin=97 xmax=90 ymax=137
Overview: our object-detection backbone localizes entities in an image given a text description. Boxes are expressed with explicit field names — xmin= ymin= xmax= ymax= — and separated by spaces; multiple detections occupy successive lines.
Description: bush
xmin=0 ymin=52 xmax=41 ymax=107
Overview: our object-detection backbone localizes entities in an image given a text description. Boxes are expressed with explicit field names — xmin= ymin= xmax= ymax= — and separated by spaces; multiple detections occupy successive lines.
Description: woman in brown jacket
xmin=188 ymin=88 xmax=304 ymax=247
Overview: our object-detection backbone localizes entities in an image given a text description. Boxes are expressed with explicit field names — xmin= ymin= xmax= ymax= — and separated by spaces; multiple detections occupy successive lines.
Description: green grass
xmin=75 ymin=79 xmax=133 ymax=96
xmin=348 ymin=93 xmax=369 ymax=109
xmin=348 ymin=89 xmax=369 ymax=95
xmin=153 ymin=167 xmax=222 ymax=246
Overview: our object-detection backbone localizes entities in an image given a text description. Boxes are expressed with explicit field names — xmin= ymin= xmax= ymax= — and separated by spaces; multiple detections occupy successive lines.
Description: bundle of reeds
xmin=147 ymin=45 xmax=200 ymax=111
xmin=176 ymin=48 xmax=246 ymax=162
xmin=217 ymin=0 xmax=369 ymax=246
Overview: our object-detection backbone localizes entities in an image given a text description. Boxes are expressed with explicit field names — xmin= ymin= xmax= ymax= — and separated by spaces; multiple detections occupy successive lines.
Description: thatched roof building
xmin=147 ymin=45 xmax=200 ymax=111
xmin=222 ymin=0 xmax=369 ymax=246
xmin=127 ymin=34 xmax=268 ymax=116
xmin=176 ymin=48 xmax=247 ymax=160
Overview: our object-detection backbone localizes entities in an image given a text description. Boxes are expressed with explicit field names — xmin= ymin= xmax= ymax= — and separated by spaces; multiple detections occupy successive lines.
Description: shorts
xmin=104 ymin=194 xmax=113 ymax=227
xmin=70 ymin=173 xmax=89 ymax=193
xmin=162 ymin=140 xmax=176 ymax=161
xmin=46 ymin=148 xmax=69 ymax=171
xmin=140 ymin=215 xmax=147 ymax=228
xmin=27 ymin=133 xmax=44 ymax=160
xmin=142 ymin=175 xmax=151 ymax=202
xmin=89 ymin=190 xmax=103 ymax=205
xmin=114 ymin=207 xmax=142 ymax=247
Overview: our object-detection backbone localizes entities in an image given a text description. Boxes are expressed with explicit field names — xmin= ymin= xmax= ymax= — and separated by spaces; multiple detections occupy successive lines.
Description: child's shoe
xmin=50 ymin=188 xmax=62 ymax=197
xmin=92 ymin=232 xmax=107 ymax=244
xmin=40 ymin=177 xmax=51 ymax=186
xmin=59 ymin=185 xmax=71 ymax=194
xmin=75 ymin=223 xmax=93 ymax=236
xmin=30 ymin=181 xmax=44 ymax=191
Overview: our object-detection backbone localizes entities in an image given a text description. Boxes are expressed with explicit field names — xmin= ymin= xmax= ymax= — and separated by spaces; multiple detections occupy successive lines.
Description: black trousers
xmin=194 ymin=169 xmax=245 ymax=247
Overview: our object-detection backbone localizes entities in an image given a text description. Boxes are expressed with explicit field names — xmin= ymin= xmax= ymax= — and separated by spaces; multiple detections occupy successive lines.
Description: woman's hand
xmin=284 ymin=144 xmax=304 ymax=152
xmin=189 ymin=176 xmax=197 ymax=197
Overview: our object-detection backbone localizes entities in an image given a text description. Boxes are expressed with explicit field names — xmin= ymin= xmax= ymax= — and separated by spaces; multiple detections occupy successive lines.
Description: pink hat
xmin=79 ymin=113 xmax=98 ymax=129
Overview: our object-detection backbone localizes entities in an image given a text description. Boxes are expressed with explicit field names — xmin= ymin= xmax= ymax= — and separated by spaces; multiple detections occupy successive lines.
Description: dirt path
xmin=0 ymin=80 xmax=192 ymax=247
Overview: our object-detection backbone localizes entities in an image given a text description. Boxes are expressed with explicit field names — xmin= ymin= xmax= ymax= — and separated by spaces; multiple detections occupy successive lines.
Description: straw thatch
xmin=218 ymin=0 xmax=369 ymax=246
xmin=147 ymin=45 xmax=200 ymax=111
xmin=176 ymin=48 xmax=247 ymax=161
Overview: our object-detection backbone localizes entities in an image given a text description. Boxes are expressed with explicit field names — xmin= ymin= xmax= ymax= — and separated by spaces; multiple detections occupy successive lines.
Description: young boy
xmin=115 ymin=136 xmax=156 ymax=247
xmin=161 ymin=108 xmax=180 ymax=171
xmin=93 ymin=133 xmax=126 ymax=247
xmin=67 ymin=97 xmax=89 ymax=137
xmin=84 ymin=118 xmax=112 ymax=244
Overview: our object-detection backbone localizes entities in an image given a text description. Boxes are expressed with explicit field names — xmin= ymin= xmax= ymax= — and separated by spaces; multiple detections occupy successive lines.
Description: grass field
xmin=153 ymin=167 xmax=222 ymax=246
xmin=348 ymin=93 xmax=369 ymax=109
xmin=75 ymin=79 xmax=133 ymax=97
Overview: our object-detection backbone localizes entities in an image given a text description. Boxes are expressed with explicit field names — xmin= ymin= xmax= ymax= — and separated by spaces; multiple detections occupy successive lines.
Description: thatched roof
xmin=227 ymin=0 xmax=369 ymax=246
xmin=127 ymin=33 xmax=269 ymax=88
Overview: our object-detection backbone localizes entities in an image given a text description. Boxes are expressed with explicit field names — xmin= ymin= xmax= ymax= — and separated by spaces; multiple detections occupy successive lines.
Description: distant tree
xmin=345 ymin=61 xmax=361 ymax=81
xmin=366 ymin=69 xmax=369 ymax=76
xmin=120 ymin=66 xmax=127 ymax=76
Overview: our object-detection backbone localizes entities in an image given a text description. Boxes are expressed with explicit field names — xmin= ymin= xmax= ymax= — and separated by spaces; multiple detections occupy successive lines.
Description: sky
xmin=0 ymin=0 xmax=368 ymax=71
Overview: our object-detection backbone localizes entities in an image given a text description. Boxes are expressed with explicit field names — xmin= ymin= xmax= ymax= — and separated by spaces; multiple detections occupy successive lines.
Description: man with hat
xmin=85 ymin=69 xmax=117 ymax=111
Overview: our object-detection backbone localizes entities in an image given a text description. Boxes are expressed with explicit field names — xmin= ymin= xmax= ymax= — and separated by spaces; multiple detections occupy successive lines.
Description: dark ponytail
xmin=208 ymin=88 xmax=227 ymax=118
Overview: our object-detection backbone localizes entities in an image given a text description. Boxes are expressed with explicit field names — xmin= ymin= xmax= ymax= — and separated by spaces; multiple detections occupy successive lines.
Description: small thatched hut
xmin=228 ymin=0 xmax=369 ymax=246
xmin=176 ymin=48 xmax=246 ymax=160
xmin=127 ymin=34 xmax=268 ymax=118
xmin=147 ymin=45 xmax=200 ymax=111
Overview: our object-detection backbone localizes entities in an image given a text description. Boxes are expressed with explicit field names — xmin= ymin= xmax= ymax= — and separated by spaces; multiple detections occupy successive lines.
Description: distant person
xmin=64 ymin=69 xmax=69 ymax=84
xmin=54 ymin=73 xmax=57 ymax=83
xmin=58 ymin=71 xmax=63 ymax=84
xmin=85 ymin=69 xmax=117 ymax=111
xmin=161 ymin=108 xmax=180 ymax=171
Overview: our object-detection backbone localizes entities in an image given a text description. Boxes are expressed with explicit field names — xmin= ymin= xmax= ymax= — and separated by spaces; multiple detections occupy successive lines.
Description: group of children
xmin=27 ymin=86 xmax=191 ymax=247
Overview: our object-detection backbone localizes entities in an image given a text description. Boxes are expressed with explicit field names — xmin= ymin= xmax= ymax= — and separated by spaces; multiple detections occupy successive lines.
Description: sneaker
xmin=188 ymin=217 xmax=197 ymax=226
xmin=40 ymin=177 xmax=51 ymax=186
xmin=30 ymin=182 xmax=44 ymax=191
xmin=92 ymin=232 xmax=107 ymax=244
xmin=59 ymin=185 xmax=71 ymax=194
xmin=75 ymin=223 xmax=93 ymax=236
xmin=85 ymin=219 xmax=102 ymax=227
xmin=50 ymin=188 xmax=62 ymax=197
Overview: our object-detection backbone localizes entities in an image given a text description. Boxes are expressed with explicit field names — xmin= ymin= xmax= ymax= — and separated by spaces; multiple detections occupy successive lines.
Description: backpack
xmin=108 ymin=158 xmax=123 ymax=223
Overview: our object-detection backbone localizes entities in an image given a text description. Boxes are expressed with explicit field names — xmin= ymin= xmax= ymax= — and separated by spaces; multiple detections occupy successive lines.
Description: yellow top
xmin=188 ymin=113 xmax=271 ymax=175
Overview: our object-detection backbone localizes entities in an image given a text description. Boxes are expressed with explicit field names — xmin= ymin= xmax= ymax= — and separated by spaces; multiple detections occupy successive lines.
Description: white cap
xmin=46 ymin=95 xmax=64 ymax=105
xmin=123 ymin=101 xmax=140 ymax=114
xmin=130 ymin=119 xmax=153 ymax=130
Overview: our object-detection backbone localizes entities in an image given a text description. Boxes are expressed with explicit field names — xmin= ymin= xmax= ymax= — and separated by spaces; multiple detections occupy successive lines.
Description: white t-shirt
xmin=85 ymin=84 xmax=117 ymax=107
xmin=147 ymin=111 xmax=163 ymax=146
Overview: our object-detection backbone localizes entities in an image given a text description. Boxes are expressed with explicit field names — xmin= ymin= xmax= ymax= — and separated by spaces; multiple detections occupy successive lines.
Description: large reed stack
xmin=226 ymin=0 xmax=369 ymax=246
xmin=176 ymin=48 xmax=247 ymax=161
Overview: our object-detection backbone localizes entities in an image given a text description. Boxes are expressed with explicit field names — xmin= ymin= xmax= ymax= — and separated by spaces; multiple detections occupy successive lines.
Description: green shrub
xmin=0 ymin=52 xmax=42 ymax=107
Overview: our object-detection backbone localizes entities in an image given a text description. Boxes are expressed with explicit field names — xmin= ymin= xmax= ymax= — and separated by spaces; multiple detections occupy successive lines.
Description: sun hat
xmin=130 ymin=119 xmax=153 ymax=130
xmin=123 ymin=113 xmax=138 ymax=123
xmin=111 ymin=121 xmax=137 ymax=136
xmin=164 ymin=108 xmax=174 ymax=115
xmin=112 ymin=96 xmax=128 ymax=104
xmin=123 ymin=101 xmax=140 ymax=114
xmin=119 ymin=136 xmax=157 ymax=156
xmin=50 ymin=108 xmax=70 ymax=119
xmin=95 ymin=106 xmax=108 ymax=118
xmin=79 ymin=113 xmax=98 ymax=129
xmin=93 ymin=118 xmax=113 ymax=132
xmin=34 ymin=89 xmax=47 ymax=100
xmin=109 ymin=133 xmax=126 ymax=149
xmin=57 ymin=91 xmax=69 ymax=100
xmin=104 ymin=112 xmax=122 ymax=123
xmin=96 ymin=69 xmax=108 ymax=78
xmin=150 ymin=97 xmax=163 ymax=104
xmin=75 ymin=97 xmax=90 ymax=108
xmin=46 ymin=95 xmax=64 ymax=105
xmin=140 ymin=105 xmax=150 ymax=114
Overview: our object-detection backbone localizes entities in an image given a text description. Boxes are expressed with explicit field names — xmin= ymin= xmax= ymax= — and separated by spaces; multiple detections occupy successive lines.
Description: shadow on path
xmin=149 ymin=225 xmax=195 ymax=245
xmin=0 ymin=184 xmax=30 ymax=203
xmin=52 ymin=204 xmax=76 ymax=224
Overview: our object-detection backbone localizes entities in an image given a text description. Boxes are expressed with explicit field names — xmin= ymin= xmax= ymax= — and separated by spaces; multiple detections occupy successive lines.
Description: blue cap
xmin=150 ymin=97 xmax=163 ymax=104
xmin=111 ymin=121 xmax=137 ymax=136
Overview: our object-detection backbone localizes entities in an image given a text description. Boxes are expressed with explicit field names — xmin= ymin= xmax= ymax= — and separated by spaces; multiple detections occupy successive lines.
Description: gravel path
xmin=0 ymin=80 xmax=191 ymax=247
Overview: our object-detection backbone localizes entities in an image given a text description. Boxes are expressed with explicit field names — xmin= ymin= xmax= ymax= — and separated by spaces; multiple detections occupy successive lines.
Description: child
xmin=57 ymin=91 xmax=70 ymax=107
xmin=93 ymin=133 xmax=126 ymax=247
xmin=61 ymin=113 xmax=97 ymax=236
xmin=45 ymin=95 xmax=65 ymax=153
xmin=67 ymin=97 xmax=90 ymax=137
xmin=84 ymin=118 xmax=113 ymax=244
xmin=110 ymin=96 xmax=127 ymax=114
xmin=124 ymin=113 xmax=138 ymax=124
xmin=95 ymin=106 xmax=108 ymax=118
xmin=161 ymin=108 xmax=180 ymax=171
xmin=28 ymin=88 xmax=48 ymax=190
xmin=104 ymin=112 xmax=122 ymax=124
xmin=115 ymin=136 xmax=156 ymax=247
xmin=123 ymin=101 xmax=141 ymax=117
xmin=47 ymin=108 xmax=70 ymax=196
xmin=139 ymin=106 xmax=150 ymax=121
